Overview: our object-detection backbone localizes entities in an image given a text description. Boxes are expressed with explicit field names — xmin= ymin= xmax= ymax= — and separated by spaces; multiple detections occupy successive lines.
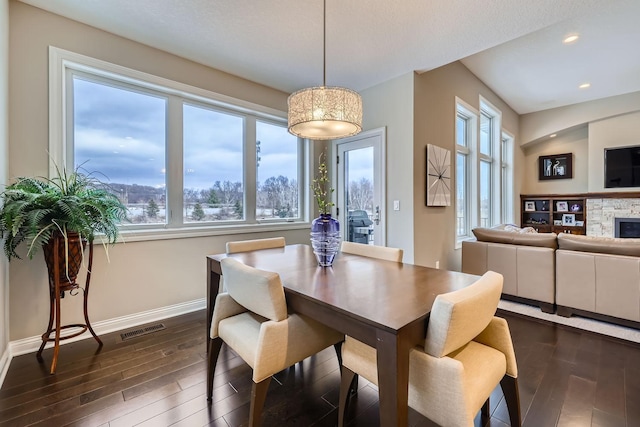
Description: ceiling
xmin=18 ymin=0 xmax=640 ymax=115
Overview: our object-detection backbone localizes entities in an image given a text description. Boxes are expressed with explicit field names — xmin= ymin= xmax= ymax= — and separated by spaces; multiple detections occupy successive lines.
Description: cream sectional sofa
xmin=556 ymin=233 xmax=640 ymax=327
xmin=462 ymin=228 xmax=640 ymax=328
xmin=461 ymin=227 xmax=557 ymax=313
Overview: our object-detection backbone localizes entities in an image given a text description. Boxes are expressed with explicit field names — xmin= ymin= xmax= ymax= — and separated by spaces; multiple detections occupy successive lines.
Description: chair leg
xmin=334 ymin=341 xmax=343 ymax=367
xmin=338 ymin=366 xmax=357 ymax=427
xmin=207 ymin=338 xmax=223 ymax=401
xmin=481 ymin=397 xmax=490 ymax=424
xmin=500 ymin=375 xmax=522 ymax=427
xmin=249 ymin=377 xmax=271 ymax=427
xmin=334 ymin=341 xmax=359 ymax=396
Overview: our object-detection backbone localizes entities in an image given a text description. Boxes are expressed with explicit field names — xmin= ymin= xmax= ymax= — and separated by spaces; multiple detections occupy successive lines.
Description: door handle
xmin=374 ymin=205 xmax=380 ymax=225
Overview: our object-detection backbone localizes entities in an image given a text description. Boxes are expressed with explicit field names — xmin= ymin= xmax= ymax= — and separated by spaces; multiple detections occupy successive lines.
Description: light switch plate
xmin=393 ymin=200 xmax=400 ymax=211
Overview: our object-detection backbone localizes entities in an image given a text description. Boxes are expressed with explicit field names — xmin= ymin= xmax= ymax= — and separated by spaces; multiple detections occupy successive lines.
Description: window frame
xmin=454 ymin=97 xmax=478 ymax=248
xmin=479 ymin=97 xmax=502 ymax=228
xmin=49 ymin=47 xmax=310 ymax=241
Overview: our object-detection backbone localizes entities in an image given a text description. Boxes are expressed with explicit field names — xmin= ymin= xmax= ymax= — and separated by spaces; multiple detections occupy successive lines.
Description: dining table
xmin=206 ymin=244 xmax=480 ymax=427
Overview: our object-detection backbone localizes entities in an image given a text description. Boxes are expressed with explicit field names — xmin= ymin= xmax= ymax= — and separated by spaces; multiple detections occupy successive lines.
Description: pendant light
xmin=287 ymin=0 xmax=362 ymax=140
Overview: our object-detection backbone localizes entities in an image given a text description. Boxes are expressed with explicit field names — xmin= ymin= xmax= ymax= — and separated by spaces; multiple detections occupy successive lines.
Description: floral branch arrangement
xmin=311 ymin=153 xmax=335 ymax=215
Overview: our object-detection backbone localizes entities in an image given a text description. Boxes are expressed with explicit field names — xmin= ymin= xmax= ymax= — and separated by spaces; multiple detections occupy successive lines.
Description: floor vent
xmin=120 ymin=323 xmax=166 ymax=341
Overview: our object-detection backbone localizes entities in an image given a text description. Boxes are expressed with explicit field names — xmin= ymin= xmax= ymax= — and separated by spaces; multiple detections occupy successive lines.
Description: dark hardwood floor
xmin=1 ymin=308 xmax=639 ymax=426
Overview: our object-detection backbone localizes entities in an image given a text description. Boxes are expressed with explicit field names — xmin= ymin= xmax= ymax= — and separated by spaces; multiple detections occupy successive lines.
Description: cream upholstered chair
xmin=226 ymin=236 xmax=286 ymax=254
xmin=338 ymin=271 xmax=521 ymax=427
xmin=219 ymin=237 xmax=286 ymax=292
xmin=207 ymin=258 xmax=344 ymax=427
xmin=340 ymin=241 xmax=403 ymax=262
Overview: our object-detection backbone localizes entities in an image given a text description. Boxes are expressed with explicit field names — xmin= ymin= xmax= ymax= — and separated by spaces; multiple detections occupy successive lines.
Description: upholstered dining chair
xmin=207 ymin=257 xmax=344 ymax=427
xmin=219 ymin=237 xmax=286 ymax=292
xmin=226 ymin=236 xmax=286 ymax=254
xmin=338 ymin=271 xmax=521 ymax=427
xmin=340 ymin=241 xmax=403 ymax=262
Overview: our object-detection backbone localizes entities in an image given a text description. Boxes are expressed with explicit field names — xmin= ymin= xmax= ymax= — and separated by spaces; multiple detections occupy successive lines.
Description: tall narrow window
xmin=501 ymin=132 xmax=514 ymax=224
xmin=455 ymin=99 xmax=477 ymax=244
xmin=479 ymin=112 xmax=493 ymax=228
xmin=480 ymin=98 xmax=502 ymax=227
xmin=73 ymin=75 xmax=167 ymax=225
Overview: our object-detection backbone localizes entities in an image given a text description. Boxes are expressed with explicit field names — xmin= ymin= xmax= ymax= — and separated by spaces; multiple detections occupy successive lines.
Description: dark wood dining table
xmin=206 ymin=244 xmax=480 ymax=427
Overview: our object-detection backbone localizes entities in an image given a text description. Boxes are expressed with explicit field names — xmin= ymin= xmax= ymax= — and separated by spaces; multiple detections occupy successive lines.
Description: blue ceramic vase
xmin=310 ymin=214 xmax=341 ymax=267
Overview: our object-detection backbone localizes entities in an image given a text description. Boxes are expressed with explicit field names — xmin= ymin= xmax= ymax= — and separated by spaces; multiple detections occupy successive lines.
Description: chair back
xmin=340 ymin=241 xmax=403 ymax=262
xmin=425 ymin=271 xmax=503 ymax=357
xmin=220 ymin=258 xmax=287 ymax=322
xmin=226 ymin=237 xmax=286 ymax=254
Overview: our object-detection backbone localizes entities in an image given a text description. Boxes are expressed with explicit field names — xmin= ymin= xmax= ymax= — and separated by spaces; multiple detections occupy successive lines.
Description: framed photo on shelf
xmin=539 ymin=153 xmax=573 ymax=180
xmin=575 ymin=220 xmax=584 ymax=227
xmin=554 ymin=220 xmax=562 ymax=225
xmin=524 ymin=201 xmax=536 ymax=212
xmin=556 ymin=201 xmax=568 ymax=212
xmin=562 ymin=214 xmax=576 ymax=226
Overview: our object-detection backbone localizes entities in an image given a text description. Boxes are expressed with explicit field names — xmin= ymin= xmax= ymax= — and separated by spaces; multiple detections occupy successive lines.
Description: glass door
xmin=335 ymin=128 xmax=386 ymax=246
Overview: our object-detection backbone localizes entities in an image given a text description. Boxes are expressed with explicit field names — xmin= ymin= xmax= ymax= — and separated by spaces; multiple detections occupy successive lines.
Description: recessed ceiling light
xmin=563 ymin=34 xmax=579 ymax=44
xmin=550 ymin=134 xmax=557 ymax=138
xmin=579 ymin=83 xmax=591 ymax=89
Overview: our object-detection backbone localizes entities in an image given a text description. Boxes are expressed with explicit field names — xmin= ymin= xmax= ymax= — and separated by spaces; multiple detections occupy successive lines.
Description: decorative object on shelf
xmin=562 ymin=213 xmax=576 ymax=226
xmin=524 ymin=201 xmax=536 ymax=212
xmin=554 ymin=220 xmax=563 ymax=225
xmin=575 ymin=220 xmax=584 ymax=227
xmin=570 ymin=204 xmax=581 ymax=212
xmin=556 ymin=201 xmax=568 ymax=212
xmin=426 ymin=144 xmax=451 ymax=206
xmin=0 ymin=165 xmax=127 ymax=373
xmin=541 ymin=201 xmax=548 ymax=211
xmin=539 ymin=153 xmax=573 ymax=180
xmin=287 ymin=0 xmax=362 ymax=140
xmin=310 ymin=154 xmax=340 ymax=266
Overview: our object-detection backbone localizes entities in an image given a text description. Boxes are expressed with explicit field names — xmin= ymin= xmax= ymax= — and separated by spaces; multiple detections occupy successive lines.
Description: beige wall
xmin=8 ymin=2 xmax=311 ymax=340
xmin=520 ymin=91 xmax=640 ymax=146
xmin=413 ymin=62 xmax=521 ymax=271
xmin=589 ymin=111 xmax=640 ymax=193
xmin=360 ymin=73 xmax=415 ymax=263
xmin=0 ymin=0 xmax=9 ymax=362
xmin=522 ymin=126 xmax=589 ymax=194
xmin=521 ymin=93 xmax=640 ymax=198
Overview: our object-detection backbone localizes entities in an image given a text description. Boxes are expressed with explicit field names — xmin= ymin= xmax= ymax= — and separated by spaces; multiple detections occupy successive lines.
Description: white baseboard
xmin=0 ymin=346 xmax=10 ymax=389
xmin=7 ymin=298 xmax=206 ymax=359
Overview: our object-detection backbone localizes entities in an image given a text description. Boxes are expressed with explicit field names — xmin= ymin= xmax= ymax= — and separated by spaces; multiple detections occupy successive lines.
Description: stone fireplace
xmin=586 ymin=198 xmax=640 ymax=237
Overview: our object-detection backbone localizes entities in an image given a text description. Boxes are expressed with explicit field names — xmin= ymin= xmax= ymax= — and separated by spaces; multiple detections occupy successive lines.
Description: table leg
xmin=375 ymin=329 xmax=410 ymax=427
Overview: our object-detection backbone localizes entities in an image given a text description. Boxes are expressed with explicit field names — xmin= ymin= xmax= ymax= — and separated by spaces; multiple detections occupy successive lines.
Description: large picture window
xmin=51 ymin=48 xmax=306 ymax=237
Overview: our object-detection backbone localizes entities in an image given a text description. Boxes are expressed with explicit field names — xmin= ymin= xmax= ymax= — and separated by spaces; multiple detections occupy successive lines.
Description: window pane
xmin=480 ymin=160 xmax=491 ymax=227
xmin=456 ymin=115 xmax=467 ymax=147
xmin=456 ymin=152 xmax=467 ymax=237
xmin=183 ymin=104 xmax=244 ymax=222
xmin=480 ymin=112 xmax=492 ymax=155
xmin=256 ymin=121 xmax=299 ymax=219
xmin=73 ymin=76 xmax=167 ymax=225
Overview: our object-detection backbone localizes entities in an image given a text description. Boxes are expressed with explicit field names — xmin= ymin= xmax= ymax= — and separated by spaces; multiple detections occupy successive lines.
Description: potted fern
xmin=0 ymin=166 xmax=127 ymax=283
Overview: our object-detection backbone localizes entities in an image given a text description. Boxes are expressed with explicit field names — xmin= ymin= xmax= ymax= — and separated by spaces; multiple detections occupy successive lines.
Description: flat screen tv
xmin=604 ymin=146 xmax=640 ymax=188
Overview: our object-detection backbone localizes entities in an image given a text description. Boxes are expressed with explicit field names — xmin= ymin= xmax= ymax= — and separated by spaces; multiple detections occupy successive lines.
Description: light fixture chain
xmin=323 ymin=0 xmax=326 ymax=87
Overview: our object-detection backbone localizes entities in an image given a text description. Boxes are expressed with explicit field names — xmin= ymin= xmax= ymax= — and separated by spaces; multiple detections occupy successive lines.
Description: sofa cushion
xmin=472 ymin=228 xmax=558 ymax=249
xmin=557 ymin=233 xmax=640 ymax=257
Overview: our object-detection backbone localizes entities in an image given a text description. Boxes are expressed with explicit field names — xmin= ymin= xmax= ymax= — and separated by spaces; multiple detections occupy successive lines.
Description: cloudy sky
xmin=73 ymin=77 xmax=298 ymax=190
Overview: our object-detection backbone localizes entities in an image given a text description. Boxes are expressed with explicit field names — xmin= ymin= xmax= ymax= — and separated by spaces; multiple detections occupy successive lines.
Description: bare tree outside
xmin=348 ymin=178 xmax=374 ymax=212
